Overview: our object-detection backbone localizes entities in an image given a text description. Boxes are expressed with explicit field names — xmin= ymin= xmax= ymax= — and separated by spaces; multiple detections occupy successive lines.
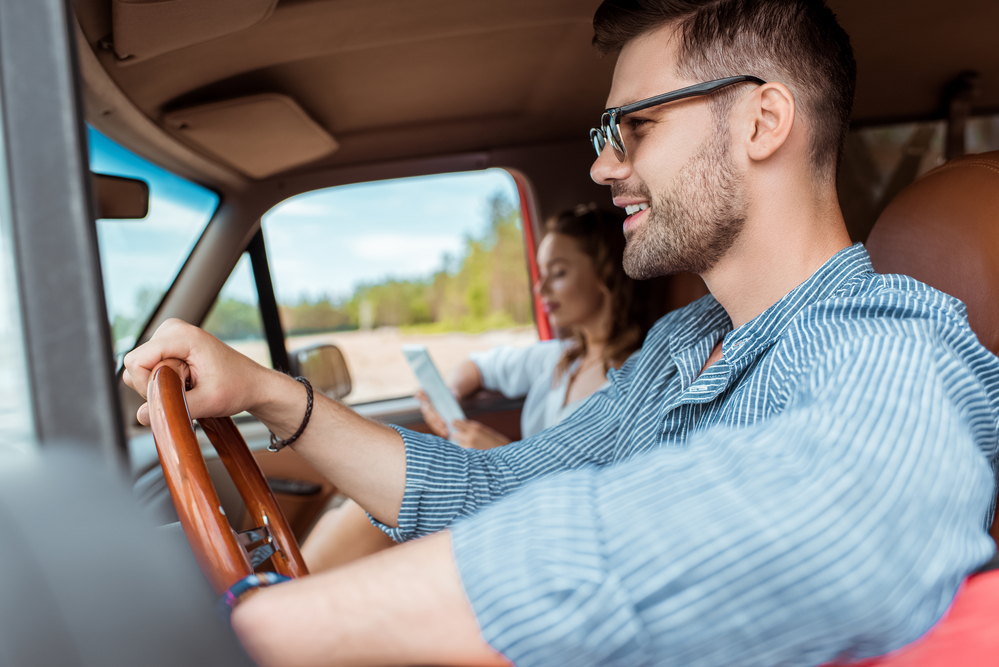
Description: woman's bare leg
xmin=301 ymin=499 xmax=397 ymax=573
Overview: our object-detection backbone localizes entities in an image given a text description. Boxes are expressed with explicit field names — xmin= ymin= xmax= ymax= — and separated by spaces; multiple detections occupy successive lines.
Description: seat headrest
xmin=866 ymin=151 xmax=999 ymax=355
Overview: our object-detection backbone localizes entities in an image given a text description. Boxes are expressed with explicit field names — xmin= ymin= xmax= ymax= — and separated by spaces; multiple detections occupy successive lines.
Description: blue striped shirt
xmin=378 ymin=244 xmax=999 ymax=666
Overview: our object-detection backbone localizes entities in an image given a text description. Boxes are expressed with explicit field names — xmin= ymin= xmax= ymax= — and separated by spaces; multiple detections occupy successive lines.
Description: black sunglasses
xmin=590 ymin=75 xmax=766 ymax=162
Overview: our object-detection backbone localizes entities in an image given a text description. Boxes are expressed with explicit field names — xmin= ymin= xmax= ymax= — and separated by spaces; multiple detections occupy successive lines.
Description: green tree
xmin=280 ymin=296 xmax=352 ymax=335
xmin=246 ymin=189 xmax=534 ymax=336
xmin=203 ymin=298 xmax=264 ymax=340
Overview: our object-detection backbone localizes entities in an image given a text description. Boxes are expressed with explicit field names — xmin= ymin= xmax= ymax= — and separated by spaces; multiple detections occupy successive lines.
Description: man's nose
xmin=590 ymin=143 xmax=631 ymax=185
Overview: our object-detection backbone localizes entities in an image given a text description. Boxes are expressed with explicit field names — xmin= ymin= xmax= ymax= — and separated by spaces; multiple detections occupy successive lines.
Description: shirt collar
xmin=667 ymin=243 xmax=874 ymax=363
xmin=723 ymin=243 xmax=873 ymax=361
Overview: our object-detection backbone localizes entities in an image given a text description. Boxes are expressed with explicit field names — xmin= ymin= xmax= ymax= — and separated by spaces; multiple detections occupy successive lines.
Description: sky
xmin=88 ymin=127 xmax=520 ymax=336
xmin=259 ymin=170 xmax=519 ymax=304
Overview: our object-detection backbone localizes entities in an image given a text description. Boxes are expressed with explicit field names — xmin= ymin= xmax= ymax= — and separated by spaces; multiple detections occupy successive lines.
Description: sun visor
xmin=163 ymin=94 xmax=339 ymax=179
xmin=112 ymin=0 xmax=278 ymax=62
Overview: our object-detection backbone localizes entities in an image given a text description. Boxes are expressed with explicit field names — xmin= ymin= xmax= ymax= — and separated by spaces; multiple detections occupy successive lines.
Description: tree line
xmin=201 ymin=194 xmax=534 ymax=340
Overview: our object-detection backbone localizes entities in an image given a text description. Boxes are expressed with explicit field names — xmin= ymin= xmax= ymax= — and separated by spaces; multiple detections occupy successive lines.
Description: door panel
xmin=352 ymin=391 xmax=525 ymax=441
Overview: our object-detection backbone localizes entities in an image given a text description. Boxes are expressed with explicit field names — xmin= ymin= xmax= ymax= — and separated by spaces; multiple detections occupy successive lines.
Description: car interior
xmin=63 ymin=0 xmax=999 ymax=584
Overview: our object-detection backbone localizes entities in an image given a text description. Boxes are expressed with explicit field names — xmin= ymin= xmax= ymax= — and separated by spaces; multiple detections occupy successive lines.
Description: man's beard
xmin=618 ymin=128 xmax=747 ymax=279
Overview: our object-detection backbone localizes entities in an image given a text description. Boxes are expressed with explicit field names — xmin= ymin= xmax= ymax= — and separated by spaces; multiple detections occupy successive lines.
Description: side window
xmin=838 ymin=113 xmax=999 ymax=242
xmin=261 ymin=169 xmax=539 ymax=404
xmin=89 ymin=128 xmax=219 ymax=360
xmin=202 ymin=254 xmax=272 ymax=369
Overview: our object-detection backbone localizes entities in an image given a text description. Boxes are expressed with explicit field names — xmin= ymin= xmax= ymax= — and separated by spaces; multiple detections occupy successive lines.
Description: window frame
xmin=0 ymin=0 xmax=123 ymax=455
xmin=232 ymin=167 xmax=549 ymax=405
xmin=506 ymin=168 xmax=552 ymax=341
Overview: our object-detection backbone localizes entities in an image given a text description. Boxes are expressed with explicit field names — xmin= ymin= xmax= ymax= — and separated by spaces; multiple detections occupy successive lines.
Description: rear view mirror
xmin=288 ymin=344 xmax=351 ymax=400
xmin=92 ymin=173 xmax=149 ymax=219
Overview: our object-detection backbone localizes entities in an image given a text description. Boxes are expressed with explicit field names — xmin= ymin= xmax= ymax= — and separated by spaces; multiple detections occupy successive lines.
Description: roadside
xmin=228 ymin=326 xmax=539 ymax=404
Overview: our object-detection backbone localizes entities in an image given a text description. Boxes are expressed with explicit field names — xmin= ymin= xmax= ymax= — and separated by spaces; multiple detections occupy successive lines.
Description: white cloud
xmin=350 ymin=233 xmax=463 ymax=268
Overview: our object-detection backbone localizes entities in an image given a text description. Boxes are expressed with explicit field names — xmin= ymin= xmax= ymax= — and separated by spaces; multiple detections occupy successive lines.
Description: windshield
xmin=88 ymin=128 xmax=219 ymax=359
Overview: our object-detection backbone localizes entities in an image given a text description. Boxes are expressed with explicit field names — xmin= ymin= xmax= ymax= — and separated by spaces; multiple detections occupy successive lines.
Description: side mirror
xmin=92 ymin=173 xmax=150 ymax=219
xmin=287 ymin=344 xmax=351 ymax=401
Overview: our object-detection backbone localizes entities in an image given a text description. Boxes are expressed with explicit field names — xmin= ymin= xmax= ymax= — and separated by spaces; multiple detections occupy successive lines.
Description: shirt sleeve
xmin=469 ymin=340 xmax=563 ymax=399
xmin=370 ymin=354 xmax=639 ymax=542
xmin=449 ymin=335 xmax=998 ymax=667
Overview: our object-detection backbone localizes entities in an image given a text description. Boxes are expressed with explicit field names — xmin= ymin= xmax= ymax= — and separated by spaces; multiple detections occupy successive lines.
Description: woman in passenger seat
xmin=302 ymin=204 xmax=654 ymax=571
xmin=419 ymin=204 xmax=649 ymax=449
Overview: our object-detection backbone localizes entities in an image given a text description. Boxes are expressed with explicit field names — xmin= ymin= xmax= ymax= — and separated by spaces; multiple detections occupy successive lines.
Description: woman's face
xmin=534 ymin=232 xmax=608 ymax=331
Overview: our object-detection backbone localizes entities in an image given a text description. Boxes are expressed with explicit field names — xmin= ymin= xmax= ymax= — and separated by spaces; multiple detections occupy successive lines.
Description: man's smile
xmin=617 ymin=201 xmax=650 ymax=233
xmin=622 ymin=206 xmax=649 ymax=233
xmin=623 ymin=202 xmax=649 ymax=234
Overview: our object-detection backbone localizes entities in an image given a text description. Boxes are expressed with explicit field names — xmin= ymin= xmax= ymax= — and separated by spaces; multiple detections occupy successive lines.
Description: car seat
xmin=826 ymin=151 xmax=999 ymax=665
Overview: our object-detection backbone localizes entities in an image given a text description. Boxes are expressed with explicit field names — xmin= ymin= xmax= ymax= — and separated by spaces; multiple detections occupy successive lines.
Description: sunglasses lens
xmin=592 ymin=133 xmax=606 ymax=157
xmin=608 ymin=121 xmax=626 ymax=162
xmin=591 ymin=114 xmax=627 ymax=161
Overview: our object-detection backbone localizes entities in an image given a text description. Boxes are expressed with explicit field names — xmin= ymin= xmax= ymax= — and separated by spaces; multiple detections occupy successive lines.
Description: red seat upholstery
xmin=830 ymin=570 xmax=999 ymax=666
xmin=826 ymin=151 xmax=999 ymax=666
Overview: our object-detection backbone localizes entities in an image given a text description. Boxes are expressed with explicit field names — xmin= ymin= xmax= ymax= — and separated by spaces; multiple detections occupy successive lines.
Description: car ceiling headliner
xmin=74 ymin=0 xmax=999 ymax=188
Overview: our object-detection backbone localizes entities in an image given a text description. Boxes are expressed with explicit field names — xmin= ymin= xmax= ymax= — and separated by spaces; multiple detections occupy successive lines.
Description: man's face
xmin=591 ymin=26 xmax=748 ymax=278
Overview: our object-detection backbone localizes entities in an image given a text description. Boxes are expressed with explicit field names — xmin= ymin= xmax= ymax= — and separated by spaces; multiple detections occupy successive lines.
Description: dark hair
xmin=592 ymin=0 xmax=856 ymax=176
xmin=546 ymin=205 xmax=649 ymax=380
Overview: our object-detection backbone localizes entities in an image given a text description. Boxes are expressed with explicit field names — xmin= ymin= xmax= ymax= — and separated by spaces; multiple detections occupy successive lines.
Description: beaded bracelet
xmin=268 ymin=376 xmax=313 ymax=452
xmin=219 ymin=572 xmax=291 ymax=618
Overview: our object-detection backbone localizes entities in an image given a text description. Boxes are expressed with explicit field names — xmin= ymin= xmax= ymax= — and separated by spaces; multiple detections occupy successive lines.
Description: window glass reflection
xmin=838 ymin=113 xmax=999 ymax=242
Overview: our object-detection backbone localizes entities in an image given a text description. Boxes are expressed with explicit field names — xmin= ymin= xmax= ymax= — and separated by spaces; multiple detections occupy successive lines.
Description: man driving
xmin=124 ymin=0 xmax=999 ymax=665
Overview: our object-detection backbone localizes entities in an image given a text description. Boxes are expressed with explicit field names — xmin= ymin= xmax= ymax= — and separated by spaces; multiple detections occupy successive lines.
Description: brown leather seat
xmin=867 ymin=151 xmax=999 ymax=353
xmin=866 ymin=150 xmax=999 ymax=542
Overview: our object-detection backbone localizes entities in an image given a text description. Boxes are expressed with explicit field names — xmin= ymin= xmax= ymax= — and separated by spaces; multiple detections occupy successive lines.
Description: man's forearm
xmin=232 ymin=530 xmax=509 ymax=667
xmin=249 ymin=370 xmax=407 ymax=526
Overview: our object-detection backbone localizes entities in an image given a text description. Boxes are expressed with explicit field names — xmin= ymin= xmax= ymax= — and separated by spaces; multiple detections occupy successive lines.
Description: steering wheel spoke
xmin=236 ymin=519 xmax=283 ymax=568
xmin=236 ymin=526 xmax=270 ymax=547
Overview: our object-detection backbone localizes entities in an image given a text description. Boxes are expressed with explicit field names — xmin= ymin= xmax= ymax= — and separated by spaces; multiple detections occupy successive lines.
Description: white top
xmin=469 ymin=340 xmax=606 ymax=439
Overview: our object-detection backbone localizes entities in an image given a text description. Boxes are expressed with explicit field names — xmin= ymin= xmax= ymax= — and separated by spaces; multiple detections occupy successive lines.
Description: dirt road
xmin=228 ymin=327 xmax=539 ymax=404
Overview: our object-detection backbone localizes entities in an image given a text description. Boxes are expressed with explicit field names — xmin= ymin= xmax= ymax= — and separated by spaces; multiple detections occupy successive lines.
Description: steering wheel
xmin=146 ymin=363 xmax=309 ymax=594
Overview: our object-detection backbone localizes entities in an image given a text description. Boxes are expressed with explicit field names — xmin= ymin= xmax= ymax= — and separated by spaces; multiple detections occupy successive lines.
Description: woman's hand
xmin=415 ymin=389 xmax=451 ymax=438
xmin=122 ymin=318 xmax=274 ymax=426
xmin=450 ymin=420 xmax=512 ymax=450
xmin=415 ymin=359 xmax=509 ymax=448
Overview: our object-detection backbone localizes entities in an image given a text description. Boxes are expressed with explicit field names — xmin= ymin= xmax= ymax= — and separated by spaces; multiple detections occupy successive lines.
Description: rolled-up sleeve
xmin=370 ymin=367 xmax=629 ymax=542
xmin=450 ymin=336 xmax=998 ymax=667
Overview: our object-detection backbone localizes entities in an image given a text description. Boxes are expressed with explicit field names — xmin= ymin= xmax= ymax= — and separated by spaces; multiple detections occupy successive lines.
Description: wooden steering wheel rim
xmin=147 ymin=363 xmax=308 ymax=594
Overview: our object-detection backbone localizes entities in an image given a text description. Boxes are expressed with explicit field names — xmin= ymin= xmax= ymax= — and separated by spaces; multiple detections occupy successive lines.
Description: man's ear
xmin=745 ymin=82 xmax=795 ymax=162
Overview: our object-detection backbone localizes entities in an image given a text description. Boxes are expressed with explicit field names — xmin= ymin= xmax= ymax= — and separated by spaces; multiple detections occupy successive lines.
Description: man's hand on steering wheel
xmin=123 ymin=318 xmax=272 ymax=426
xmin=127 ymin=318 xmax=409 ymax=526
